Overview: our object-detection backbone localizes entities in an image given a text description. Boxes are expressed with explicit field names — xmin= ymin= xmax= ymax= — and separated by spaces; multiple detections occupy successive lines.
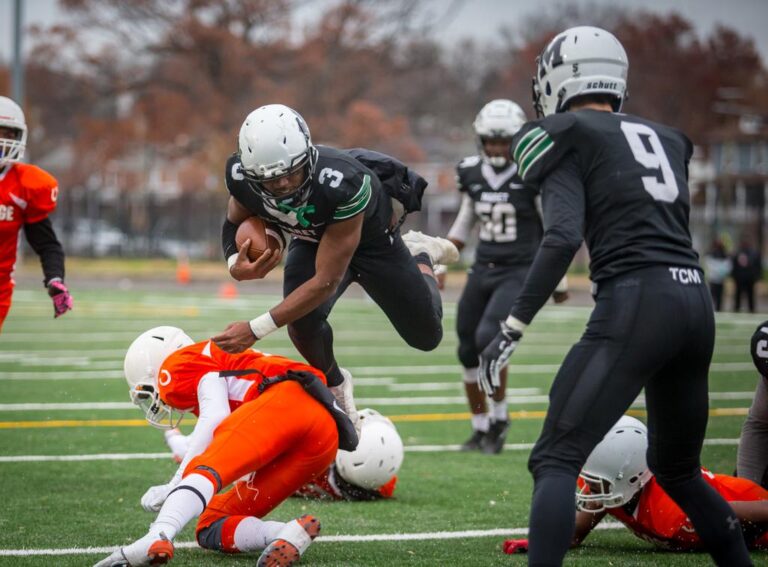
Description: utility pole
xmin=12 ymin=0 xmax=24 ymax=105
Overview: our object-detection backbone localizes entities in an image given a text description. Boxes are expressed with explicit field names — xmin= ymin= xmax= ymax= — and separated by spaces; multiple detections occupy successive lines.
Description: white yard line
xmin=0 ymin=522 xmax=627 ymax=556
xmin=0 ymin=439 xmax=739 ymax=463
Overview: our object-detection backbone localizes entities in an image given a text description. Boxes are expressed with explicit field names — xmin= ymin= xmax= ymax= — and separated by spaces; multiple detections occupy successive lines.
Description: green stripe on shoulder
xmin=513 ymin=126 xmax=545 ymax=164
xmin=333 ymin=174 xmax=371 ymax=220
xmin=518 ymin=135 xmax=554 ymax=180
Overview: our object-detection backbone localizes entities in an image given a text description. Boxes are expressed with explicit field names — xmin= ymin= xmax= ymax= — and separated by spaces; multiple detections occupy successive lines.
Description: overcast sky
xmin=2 ymin=0 xmax=768 ymax=64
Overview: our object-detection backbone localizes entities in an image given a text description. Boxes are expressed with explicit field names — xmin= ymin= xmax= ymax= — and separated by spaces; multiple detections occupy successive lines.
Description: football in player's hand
xmin=235 ymin=217 xmax=286 ymax=261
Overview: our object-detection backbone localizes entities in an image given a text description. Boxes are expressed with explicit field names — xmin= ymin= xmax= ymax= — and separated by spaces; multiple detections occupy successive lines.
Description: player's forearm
xmin=270 ymin=274 xmax=342 ymax=327
xmin=730 ymin=500 xmax=768 ymax=524
xmin=23 ymin=218 xmax=65 ymax=285
xmin=510 ymin=239 xmax=579 ymax=325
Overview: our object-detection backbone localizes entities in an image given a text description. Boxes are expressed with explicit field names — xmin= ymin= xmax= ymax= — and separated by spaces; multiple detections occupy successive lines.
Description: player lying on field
xmin=503 ymin=416 xmax=768 ymax=555
xmin=95 ymin=326 xmax=356 ymax=567
xmin=165 ymin=408 xmax=404 ymax=501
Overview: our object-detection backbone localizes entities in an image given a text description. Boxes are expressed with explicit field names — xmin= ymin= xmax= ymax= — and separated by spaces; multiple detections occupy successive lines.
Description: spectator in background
xmin=731 ymin=237 xmax=763 ymax=313
xmin=704 ymin=238 xmax=731 ymax=312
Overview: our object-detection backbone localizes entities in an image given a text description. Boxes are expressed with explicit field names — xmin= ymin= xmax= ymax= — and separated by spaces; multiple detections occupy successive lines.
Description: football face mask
xmin=130 ymin=382 xmax=184 ymax=430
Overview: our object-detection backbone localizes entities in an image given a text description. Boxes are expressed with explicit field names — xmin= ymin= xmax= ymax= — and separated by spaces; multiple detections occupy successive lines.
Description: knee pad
xmin=197 ymin=516 xmax=243 ymax=553
xmin=197 ymin=517 xmax=227 ymax=551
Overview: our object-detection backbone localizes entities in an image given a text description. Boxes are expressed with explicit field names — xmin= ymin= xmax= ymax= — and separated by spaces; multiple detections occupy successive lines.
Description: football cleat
xmin=481 ymin=420 xmax=510 ymax=454
xmin=329 ymin=368 xmax=361 ymax=436
xmin=93 ymin=532 xmax=174 ymax=567
xmin=257 ymin=514 xmax=321 ymax=567
xmin=401 ymin=230 xmax=460 ymax=265
xmin=460 ymin=429 xmax=487 ymax=451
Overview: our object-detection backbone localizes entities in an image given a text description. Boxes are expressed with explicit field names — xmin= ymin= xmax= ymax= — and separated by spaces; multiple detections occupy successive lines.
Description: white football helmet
xmin=335 ymin=408 xmax=404 ymax=490
xmin=0 ymin=96 xmax=27 ymax=167
xmin=532 ymin=26 xmax=628 ymax=118
xmin=473 ymin=99 xmax=527 ymax=167
xmin=577 ymin=415 xmax=653 ymax=512
xmin=238 ymin=104 xmax=318 ymax=207
xmin=123 ymin=326 xmax=194 ymax=429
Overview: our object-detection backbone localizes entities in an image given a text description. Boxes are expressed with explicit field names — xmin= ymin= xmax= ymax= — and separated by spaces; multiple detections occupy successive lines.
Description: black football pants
xmin=283 ymin=231 xmax=443 ymax=386
xmin=456 ymin=263 xmax=529 ymax=369
xmin=525 ymin=265 xmax=752 ymax=567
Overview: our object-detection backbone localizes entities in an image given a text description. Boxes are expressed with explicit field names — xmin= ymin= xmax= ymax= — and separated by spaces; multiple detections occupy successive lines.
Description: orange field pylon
xmin=219 ymin=282 xmax=238 ymax=299
xmin=176 ymin=254 xmax=191 ymax=285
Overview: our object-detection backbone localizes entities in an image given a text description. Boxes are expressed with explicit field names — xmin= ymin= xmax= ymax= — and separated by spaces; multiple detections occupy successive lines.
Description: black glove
xmin=479 ymin=322 xmax=522 ymax=396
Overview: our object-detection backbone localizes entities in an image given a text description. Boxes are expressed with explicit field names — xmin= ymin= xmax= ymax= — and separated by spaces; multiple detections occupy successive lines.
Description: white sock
xmin=152 ymin=473 xmax=215 ymax=540
xmin=234 ymin=518 xmax=285 ymax=551
xmin=471 ymin=413 xmax=490 ymax=432
xmin=490 ymin=399 xmax=508 ymax=422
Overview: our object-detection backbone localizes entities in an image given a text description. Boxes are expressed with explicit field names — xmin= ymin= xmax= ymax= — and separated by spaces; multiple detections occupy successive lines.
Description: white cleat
xmin=330 ymin=368 xmax=361 ymax=436
xmin=401 ymin=230 xmax=460 ymax=265
xmin=93 ymin=532 xmax=174 ymax=567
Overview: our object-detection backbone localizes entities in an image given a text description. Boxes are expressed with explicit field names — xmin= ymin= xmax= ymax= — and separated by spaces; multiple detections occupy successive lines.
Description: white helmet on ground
xmin=0 ymin=96 xmax=27 ymax=167
xmin=335 ymin=408 xmax=404 ymax=490
xmin=577 ymin=415 xmax=653 ymax=512
xmin=532 ymin=26 xmax=628 ymax=118
xmin=123 ymin=326 xmax=194 ymax=429
xmin=473 ymin=99 xmax=527 ymax=167
xmin=237 ymin=103 xmax=318 ymax=207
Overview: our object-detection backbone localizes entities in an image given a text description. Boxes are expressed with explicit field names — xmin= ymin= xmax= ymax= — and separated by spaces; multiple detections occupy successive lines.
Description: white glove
xmin=140 ymin=482 xmax=175 ymax=512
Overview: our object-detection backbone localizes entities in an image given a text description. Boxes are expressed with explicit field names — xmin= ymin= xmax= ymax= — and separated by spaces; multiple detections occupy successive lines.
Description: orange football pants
xmin=192 ymin=380 xmax=338 ymax=538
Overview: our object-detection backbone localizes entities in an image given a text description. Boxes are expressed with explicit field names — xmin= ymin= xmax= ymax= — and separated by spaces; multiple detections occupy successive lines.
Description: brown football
xmin=235 ymin=217 xmax=286 ymax=261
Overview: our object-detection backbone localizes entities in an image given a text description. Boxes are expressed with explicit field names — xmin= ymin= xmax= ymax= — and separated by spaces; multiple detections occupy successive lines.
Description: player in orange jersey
xmin=503 ymin=416 xmax=768 ymax=555
xmin=165 ymin=407 xmax=404 ymax=502
xmin=0 ymin=96 xmax=72 ymax=331
xmin=95 ymin=326 xmax=356 ymax=567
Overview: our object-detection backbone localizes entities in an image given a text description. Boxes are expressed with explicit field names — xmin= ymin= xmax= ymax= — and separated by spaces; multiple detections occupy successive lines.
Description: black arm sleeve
xmin=510 ymin=153 xmax=585 ymax=325
xmin=222 ymin=218 xmax=238 ymax=260
xmin=23 ymin=218 xmax=65 ymax=286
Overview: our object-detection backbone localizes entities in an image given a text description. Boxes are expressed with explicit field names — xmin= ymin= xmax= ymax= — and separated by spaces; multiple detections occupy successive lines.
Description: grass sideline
xmin=0 ymin=288 xmax=766 ymax=566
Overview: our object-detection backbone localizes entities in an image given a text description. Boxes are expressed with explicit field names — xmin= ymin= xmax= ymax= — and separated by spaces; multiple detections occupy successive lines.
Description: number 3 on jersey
xmin=476 ymin=202 xmax=517 ymax=242
xmin=620 ymin=122 xmax=679 ymax=203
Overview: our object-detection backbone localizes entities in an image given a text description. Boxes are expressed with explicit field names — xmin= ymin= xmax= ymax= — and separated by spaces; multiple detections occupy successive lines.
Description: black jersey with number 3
xmin=455 ymin=156 xmax=542 ymax=266
xmin=225 ymin=145 xmax=390 ymax=246
xmin=513 ymin=109 xmax=700 ymax=282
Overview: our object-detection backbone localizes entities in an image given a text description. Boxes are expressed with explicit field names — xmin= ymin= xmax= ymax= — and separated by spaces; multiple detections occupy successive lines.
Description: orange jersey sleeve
xmin=608 ymin=469 xmax=768 ymax=550
xmin=158 ymin=340 xmax=326 ymax=414
xmin=15 ymin=163 xmax=59 ymax=223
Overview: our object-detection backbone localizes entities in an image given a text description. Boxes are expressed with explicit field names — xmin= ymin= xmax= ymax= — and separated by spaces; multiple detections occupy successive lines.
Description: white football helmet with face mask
xmin=238 ymin=104 xmax=318 ymax=208
xmin=532 ymin=26 xmax=628 ymax=118
xmin=123 ymin=326 xmax=194 ymax=429
xmin=335 ymin=408 xmax=404 ymax=490
xmin=473 ymin=99 xmax=527 ymax=167
xmin=577 ymin=415 xmax=653 ymax=512
xmin=0 ymin=96 xmax=27 ymax=167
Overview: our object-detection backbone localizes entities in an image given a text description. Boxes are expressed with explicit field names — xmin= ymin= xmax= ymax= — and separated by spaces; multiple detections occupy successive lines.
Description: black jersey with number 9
xmin=512 ymin=109 xmax=700 ymax=282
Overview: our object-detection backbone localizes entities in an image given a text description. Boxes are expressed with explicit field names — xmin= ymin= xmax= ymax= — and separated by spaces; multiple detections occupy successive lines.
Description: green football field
xmin=0 ymin=286 xmax=766 ymax=566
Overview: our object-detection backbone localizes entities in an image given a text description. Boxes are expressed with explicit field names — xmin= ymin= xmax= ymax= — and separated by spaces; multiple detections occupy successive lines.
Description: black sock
xmin=527 ymin=471 xmax=577 ymax=566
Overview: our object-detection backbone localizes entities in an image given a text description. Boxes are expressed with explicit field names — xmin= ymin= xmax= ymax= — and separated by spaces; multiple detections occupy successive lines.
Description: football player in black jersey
xmin=447 ymin=99 xmax=568 ymax=454
xmin=212 ymin=104 xmax=459 ymax=431
xmin=478 ymin=26 xmax=752 ymax=566
xmin=736 ymin=321 xmax=768 ymax=490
